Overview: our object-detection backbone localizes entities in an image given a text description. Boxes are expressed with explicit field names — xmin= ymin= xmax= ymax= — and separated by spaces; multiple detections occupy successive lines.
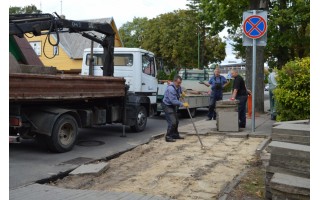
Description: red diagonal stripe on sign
xmin=247 ymin=19 xmax=263 ymax=35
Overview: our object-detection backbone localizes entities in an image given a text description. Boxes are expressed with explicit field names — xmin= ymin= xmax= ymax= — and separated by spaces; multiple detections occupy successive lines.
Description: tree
xmin=119 ymin=17 xmax=149 ymax=48
xmin=119 ymin=10 xmax=226 ymax=71
xmin=196 ymin=0 xmax=310 ymax=113
xmin=9 ymin=4 xmax=42 ymax=14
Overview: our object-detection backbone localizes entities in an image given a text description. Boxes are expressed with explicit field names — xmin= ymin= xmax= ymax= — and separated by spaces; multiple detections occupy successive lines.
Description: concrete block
xmin=273 ymin=120 xmax=310 ymax=127
xmin=216 ymin=100 xmax=239 ymax=106
xmin=270 ymin=173 xmax=310 ymax=196
xmin=217 ymin=112 xmax=239 ymax=132
xmin=70 ymin=162 xmax=110 ymax=176
xmin=272 ymin=124 xmax=310 ymax=137
xmin=268 ymin=141 xmax=310 ymax=158
xmin=266 ymin=165 xmax=309 ymax=178
xmin=272 ymin=133 xmax=310 ymax=145
xmin=269 ymin=154 xmax=309 ymax=173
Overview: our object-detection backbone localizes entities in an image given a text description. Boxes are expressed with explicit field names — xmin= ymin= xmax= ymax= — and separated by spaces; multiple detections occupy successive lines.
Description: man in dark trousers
xmin=230 ymin=69 xmax=251 ymax=128
xmin=200 ymin=68 xmax=229 ymax=120
xmin=161 ymin=75 xmax=189 ymax=142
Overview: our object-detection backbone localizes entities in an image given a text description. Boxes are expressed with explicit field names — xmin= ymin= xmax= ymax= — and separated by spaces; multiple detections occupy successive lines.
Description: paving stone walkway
xmin=10 ymin=184 xmax=171 ymax=200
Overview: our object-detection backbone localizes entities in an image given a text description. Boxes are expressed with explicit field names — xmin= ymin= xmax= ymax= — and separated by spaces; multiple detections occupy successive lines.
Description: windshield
xmin=86 ymin=53 xmax=133 ymax=66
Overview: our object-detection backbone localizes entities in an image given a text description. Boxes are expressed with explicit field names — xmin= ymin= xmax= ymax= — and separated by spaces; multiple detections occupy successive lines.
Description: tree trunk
xmin=245 ymin=0 xmax=266 ymax=113
xmin=245 ymin=46 xmax=265 ymax=113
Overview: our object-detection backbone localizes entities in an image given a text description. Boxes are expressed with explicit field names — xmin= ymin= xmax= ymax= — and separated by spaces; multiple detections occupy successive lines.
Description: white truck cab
xmin=81 ymin=47 xmax=158 ymax=105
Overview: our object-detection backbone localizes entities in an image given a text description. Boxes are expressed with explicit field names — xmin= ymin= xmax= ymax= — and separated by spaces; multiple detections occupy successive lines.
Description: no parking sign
xmin=243 ymin=10 xmax=268 ymax=46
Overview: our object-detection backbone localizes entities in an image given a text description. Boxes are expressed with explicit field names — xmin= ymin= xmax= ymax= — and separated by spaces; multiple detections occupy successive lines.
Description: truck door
xmin=141 ymin=54 xmax=158 ymax=104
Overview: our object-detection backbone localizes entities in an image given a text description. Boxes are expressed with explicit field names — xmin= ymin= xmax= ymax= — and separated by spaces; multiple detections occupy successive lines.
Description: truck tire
xmin=47 ymin=114 xmax=78 ymax=153
xmin=130 ymin=106 xmax=147 ymax=132
xmin=181 ymin=108 xmax=196 ymax=118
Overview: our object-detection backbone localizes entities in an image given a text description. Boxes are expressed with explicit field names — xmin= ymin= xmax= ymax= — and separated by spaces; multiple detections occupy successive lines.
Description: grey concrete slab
xmin=272 ymin=133 xmax=310 ymax=145
xmin=217 ymin=112 xmax=239 ymax=132
xmin=269 ymin=154 xmax=310 ymax=173
xmin=273 ymin=120 xmax=309 ymax=127
xmin=268 ymin=141 xmax=310 ymax=158
xmin=69 ymin=162 xmax=109 ymax=176
xmin=10 ymin=184 xmax=171 ymax=200
xmin=270 ymin=173 xmax=310 ymax=196
xmin=266 ymin=165 xmax=309 ymax=178
xmin=272 ymin=123 xmax=310 ymax=136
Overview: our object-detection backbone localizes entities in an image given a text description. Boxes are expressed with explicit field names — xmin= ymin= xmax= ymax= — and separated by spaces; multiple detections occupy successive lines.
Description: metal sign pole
xmin=252 ymin=10 xmax=257 ymax=132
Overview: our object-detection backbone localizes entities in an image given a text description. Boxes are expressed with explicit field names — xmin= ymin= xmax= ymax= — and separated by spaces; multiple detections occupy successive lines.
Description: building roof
xmin=53 ymin=18 xmax=123 ymax=59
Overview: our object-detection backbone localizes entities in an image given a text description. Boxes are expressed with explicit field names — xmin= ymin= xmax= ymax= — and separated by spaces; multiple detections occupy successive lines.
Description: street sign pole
xmin=243 ymin=10 xmax=267 ymax=133
xmin=251 ymin=10 xmax=257 ymax=133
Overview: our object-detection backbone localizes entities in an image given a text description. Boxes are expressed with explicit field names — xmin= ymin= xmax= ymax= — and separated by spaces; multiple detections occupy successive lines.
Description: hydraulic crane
xmin=9 ymin=13 xmax=115 ymax=76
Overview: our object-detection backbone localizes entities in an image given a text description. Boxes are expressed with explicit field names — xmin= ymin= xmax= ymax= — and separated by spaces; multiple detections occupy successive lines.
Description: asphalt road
xmin=10 ymin=92 xmax=269 ymax=189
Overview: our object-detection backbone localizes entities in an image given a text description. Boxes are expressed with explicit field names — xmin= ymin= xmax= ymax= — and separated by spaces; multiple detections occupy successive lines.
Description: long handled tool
xmin=185 ymin=105 xmax=205 ymax=149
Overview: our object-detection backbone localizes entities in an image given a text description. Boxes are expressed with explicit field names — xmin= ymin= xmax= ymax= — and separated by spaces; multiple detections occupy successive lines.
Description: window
xmin=85 ymin=54 xmax=133 ymax=66
xmin=29 ymin=41 xmax=41 ymax=56
xmin=142 ymin=55 xmax=155 ymax=77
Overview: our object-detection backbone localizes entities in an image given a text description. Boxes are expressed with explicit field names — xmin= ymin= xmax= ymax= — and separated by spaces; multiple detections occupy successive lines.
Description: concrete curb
xmin=256 ymin=136 xmax=272 ymax=156
xmin=218 ymin=168 xmax=251 ymax=200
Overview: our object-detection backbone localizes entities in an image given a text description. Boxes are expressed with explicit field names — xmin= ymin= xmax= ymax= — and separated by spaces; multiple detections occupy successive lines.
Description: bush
xmin=273 ymin=57 xmax=310 ymax=121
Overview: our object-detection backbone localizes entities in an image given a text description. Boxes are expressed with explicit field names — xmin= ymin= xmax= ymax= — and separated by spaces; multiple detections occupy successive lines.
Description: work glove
xmin=181 ymin=92 xmax=186 ymax=98
xmin=183 ymin=102 xmax=189 ymax=107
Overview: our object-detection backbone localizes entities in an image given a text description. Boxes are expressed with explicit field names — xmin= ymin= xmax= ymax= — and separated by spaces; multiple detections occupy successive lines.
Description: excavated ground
xmin=50 ymin=135 xmax=264 ymax=200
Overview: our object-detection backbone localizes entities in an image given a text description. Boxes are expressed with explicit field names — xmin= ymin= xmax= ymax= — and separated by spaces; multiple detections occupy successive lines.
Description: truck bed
xmin=10 ymin=73 xmax=126 ymax=101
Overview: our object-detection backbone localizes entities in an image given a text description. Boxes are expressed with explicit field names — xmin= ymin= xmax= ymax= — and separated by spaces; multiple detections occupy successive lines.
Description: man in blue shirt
xmin=200 ymin=68 xmax=229 ymax=120
xmin=162 ymin=75 xmax=189 ymax=142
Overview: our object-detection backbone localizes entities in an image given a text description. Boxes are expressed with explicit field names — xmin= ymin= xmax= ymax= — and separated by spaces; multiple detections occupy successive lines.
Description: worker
xmin=268 ymin=69 xmax=277 ymax=120
xmin=200 ymin=68 xmax=229 ymax=120
xmin=161 ymin=75 xmax=189 ymax=142
xmin=230 ymin=69 xmax=251 ymax=128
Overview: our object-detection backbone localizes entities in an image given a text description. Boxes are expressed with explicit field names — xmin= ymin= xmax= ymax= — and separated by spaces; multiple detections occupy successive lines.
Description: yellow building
xmin=27 ymin=18 xmax=123 ymax=71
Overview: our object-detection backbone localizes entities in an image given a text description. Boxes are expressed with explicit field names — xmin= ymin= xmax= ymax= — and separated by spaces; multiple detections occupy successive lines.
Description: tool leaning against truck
xmin=9 ymin=13 xmax=153 ymax=153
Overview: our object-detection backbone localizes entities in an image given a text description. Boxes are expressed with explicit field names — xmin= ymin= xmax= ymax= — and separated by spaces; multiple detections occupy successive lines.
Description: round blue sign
xmin=243 ymin=15 xmax=267 ymax=39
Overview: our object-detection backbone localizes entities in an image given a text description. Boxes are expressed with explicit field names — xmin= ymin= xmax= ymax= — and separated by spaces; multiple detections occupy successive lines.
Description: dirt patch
xmin=227 ymin=157 xmax=265 ymax=200
xmin=50 ymin=135 xmax=264 ymax=199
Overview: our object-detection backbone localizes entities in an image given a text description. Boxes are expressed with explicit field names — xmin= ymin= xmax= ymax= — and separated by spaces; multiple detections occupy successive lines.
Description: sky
xmin=9 ymin=0 xmax=241 ymax=64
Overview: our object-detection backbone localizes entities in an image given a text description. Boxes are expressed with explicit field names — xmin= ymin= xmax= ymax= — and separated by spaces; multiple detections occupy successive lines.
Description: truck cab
xmin=81 ymin=47 xmax=158 ymax=111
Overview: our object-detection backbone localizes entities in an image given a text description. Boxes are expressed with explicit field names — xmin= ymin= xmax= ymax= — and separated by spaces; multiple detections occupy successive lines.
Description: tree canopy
xmin=119 ymin=10 xmax=226 ymax=70
xmin=9 ymin=4 xmax=42 ymax=14
xmin=196 ymin=0 xmax=310 ymax=69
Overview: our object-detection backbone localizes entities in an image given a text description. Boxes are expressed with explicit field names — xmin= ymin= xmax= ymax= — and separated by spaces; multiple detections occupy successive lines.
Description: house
xmin=26 ymin=18 xmax=123 ymax=71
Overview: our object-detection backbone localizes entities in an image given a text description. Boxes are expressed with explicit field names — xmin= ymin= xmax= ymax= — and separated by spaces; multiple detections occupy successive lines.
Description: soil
xmin=50 ymin=135 xmax=264 ymax=200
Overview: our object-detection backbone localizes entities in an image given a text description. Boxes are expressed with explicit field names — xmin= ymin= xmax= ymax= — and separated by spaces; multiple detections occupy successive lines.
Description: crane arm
xmin=9 ymin=13 xmax=115 ymax=76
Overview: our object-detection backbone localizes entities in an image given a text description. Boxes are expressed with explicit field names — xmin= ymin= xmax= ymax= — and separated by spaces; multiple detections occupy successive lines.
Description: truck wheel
xmin=130 ymin=106 xmax=147 ymax=132
xmin=47 ymin=114 xmax=78 ymax=153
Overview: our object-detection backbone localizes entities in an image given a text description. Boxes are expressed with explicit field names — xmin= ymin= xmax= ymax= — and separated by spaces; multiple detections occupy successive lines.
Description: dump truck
xmin=9 ymin=13 xmax=152 ymax=152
